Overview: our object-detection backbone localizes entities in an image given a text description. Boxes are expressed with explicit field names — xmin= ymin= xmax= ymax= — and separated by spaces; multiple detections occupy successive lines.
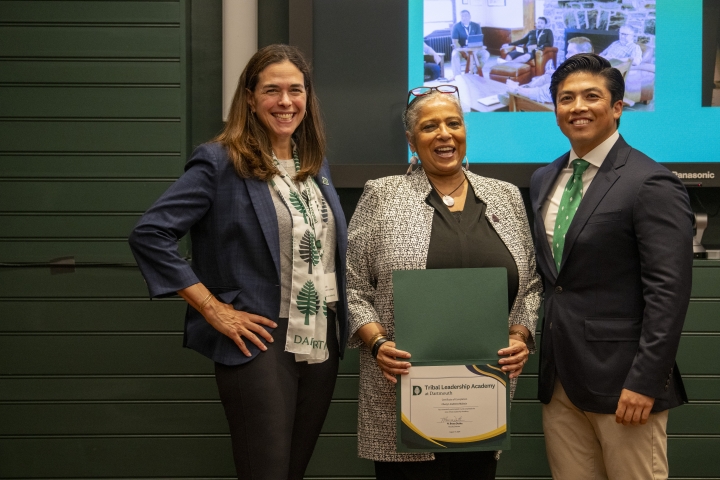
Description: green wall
xmin=1 ymin=1 xmax=719 ymax=479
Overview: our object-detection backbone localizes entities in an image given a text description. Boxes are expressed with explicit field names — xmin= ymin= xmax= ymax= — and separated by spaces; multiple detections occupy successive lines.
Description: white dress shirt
xmin=541 ymin=131 xmax=620 ymax=256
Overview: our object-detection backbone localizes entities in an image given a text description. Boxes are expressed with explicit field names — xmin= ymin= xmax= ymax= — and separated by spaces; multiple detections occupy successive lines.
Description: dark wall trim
xmin=328 ymin=163 xmax=720 ymax=188
xmin=259 ymin=0 xmax=290 ymax=47
xmin=289 ymin=0 xmax=314 ymax=64
xmin=189 ymin=0 xmax=223 ymax=150
xmin=702 ymin=0 xmax=720 ymax=106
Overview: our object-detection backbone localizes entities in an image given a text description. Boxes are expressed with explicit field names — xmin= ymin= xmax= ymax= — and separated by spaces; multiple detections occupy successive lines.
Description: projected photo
xmin=703 ymin=0 xmax=720 ymax=107
xmin=422 ymin=0 xmax=656 ymax=112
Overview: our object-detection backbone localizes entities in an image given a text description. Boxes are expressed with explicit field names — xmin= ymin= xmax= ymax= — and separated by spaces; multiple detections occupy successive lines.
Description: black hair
xmin=538 ymin=16 xmax=548 ymax=23
xmin=549 ymin=53 xmax=624 ymax=127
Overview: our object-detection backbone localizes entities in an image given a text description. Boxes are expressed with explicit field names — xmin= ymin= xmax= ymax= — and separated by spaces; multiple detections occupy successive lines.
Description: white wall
xmin=424 ymin=0 xmax=453 ymax=36
xmin=222 ymin=0 xmax=258 ymax=121
xmin=454 ymin=0 xmax=525 ymax=29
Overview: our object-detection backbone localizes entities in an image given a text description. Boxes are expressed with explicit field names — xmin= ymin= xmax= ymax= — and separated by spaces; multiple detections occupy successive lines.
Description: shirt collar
xmin=568 ymin=130 xmax=619 ymax=168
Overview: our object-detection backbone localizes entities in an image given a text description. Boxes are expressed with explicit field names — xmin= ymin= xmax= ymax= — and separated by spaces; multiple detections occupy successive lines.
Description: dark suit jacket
xmin=530 ymin=135 xmax=692 ymax=413
xmin=129 ymin=142 xmax=349 ymax=366
xmin=510 ymin=28 xmax=554 ymax=50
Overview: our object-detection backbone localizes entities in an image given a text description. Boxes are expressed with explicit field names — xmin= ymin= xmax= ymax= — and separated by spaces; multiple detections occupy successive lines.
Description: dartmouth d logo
xmin=413 ymin=386 xmax=422 ymax=396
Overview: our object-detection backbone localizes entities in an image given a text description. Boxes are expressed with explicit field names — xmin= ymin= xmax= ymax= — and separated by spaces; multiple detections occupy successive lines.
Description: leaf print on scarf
xmin=289 ymin=191 xmax=308 ymax=223
xmin=297 ymin=280 xmax=319 ymax=325
xmin=299 ymin=229 xmax=320 ymax=273
xmin=321 ymin=197 xmax=328 ymax=223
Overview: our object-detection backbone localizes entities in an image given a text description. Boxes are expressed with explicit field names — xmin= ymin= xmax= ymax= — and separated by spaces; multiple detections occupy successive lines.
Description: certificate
xmin=397 ymin=364 xmax=509 ymax=452
xmin=393 ymin=268 xmax=512 ymax=452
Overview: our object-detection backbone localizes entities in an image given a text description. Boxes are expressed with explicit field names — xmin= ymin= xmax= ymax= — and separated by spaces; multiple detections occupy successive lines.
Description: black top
xmin=425 ymin=185 xmax=519 ymax=312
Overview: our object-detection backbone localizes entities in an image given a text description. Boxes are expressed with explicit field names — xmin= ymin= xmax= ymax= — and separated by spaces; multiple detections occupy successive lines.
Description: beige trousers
xmin=542 ymin=380 xmax=669 ymax=480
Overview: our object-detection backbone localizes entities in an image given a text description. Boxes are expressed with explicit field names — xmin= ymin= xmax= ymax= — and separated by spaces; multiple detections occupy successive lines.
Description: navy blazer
xmin=510 ymin=28 xmax=554 ymax=51
xmin=530 ymin=135 xmax=693 ymax=413
xmin=129 ymin=142 xmax=349 ymax=365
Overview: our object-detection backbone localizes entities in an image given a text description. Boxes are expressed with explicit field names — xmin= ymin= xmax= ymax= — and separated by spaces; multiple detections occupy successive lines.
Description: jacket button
xmin=665 ymin=385 xmax=669 ymax=391
xmin=555 ymin=286 xmax=563 ymax=294
xmin=549 ymin=322 xmax=553 ymax=330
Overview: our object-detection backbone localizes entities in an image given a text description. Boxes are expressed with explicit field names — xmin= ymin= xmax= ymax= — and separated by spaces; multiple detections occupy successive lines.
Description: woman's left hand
xmin=498 ymin=338 xmax=529 ymax=379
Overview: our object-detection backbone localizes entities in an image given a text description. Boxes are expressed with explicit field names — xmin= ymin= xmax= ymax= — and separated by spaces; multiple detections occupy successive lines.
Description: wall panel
xmin=0 ymin=86 xmax=182 ymax=118
xmin=0 ymin=4 xmax=191 ymax=479
xmin=0 ymin=60 xmax=181 ymax=84
xmin=0 ymin=155 xmax=182 ymax=178
xmin=0 ymin=26 xmax=180 ymax=58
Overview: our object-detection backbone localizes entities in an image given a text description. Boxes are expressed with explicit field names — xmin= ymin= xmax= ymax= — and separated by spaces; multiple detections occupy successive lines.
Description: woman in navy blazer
xmin=129 ymin=45 xmax=348 ymax=480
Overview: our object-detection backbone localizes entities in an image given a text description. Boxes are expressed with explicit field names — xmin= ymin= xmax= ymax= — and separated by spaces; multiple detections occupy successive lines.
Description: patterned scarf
xmin=269 ymin=150 xmax=329 ymax=363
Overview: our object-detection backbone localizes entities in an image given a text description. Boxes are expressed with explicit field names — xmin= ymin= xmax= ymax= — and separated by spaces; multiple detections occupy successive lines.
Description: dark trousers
xmin=375 ymin=451 xmax=497 ymax=480
xmin=215 ymin=312 xmax=339 ymax=480
xmin=508 ymin=49 xmax=530 ymax=60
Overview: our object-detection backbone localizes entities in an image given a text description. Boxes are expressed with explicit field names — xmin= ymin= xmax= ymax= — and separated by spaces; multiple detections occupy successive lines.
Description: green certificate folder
xmin=393 ymin=268 xmax=511 ymax=452
xmin=393 ymin=268 xmax=508 ymax=363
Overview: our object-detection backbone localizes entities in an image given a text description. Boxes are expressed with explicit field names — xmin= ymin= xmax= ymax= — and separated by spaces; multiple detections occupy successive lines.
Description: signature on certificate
xmin=439 ymin=416 xmax=469 ymax=424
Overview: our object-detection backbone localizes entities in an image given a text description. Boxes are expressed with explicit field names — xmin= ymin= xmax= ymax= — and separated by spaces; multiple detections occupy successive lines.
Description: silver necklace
xmin=428 ymin=176 xmax=466 ymax=207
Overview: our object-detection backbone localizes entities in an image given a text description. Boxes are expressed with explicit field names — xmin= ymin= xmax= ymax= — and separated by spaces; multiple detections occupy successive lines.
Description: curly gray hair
xmin=402 ymin=91 xmax=464 ymax=142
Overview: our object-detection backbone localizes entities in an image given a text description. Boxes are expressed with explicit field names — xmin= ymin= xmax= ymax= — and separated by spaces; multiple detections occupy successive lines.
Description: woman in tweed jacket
xmin=346 ymin=87 xmax=542 ymax=479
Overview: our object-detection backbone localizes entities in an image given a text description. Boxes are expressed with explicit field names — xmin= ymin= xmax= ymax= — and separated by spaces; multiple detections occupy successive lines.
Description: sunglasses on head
xmin=406 ymin=85 xmax=459 ymax=106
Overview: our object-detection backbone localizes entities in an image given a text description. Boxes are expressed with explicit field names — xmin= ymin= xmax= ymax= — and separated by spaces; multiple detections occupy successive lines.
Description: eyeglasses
xmin=406 ymin=85 xmax=459 ymax=106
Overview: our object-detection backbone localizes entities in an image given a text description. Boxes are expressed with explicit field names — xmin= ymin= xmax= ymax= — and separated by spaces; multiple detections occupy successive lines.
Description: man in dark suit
xmin=530 ymin=53 xmax=693 ymax=479
xmin=501 ymin=16 xmax=554 ymax=63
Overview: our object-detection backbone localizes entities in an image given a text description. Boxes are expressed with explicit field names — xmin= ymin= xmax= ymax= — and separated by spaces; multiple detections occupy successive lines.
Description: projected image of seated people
xmin=499 ymin=36 xmax=593 ymax=107
xmin=420 ymin=0 xmax=657 ymax=113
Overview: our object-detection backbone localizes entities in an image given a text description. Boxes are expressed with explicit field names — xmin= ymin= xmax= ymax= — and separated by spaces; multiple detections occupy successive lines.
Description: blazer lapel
xmin=560 ymin=137 xmax=629 ymax=269
xmin=245 ymin=178 xmax=281 ymax=281
xmin=534 ymin=156 xmax=567 ymax=279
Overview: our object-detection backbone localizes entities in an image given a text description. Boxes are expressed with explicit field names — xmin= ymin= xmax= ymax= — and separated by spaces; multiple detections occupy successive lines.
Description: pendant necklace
xmin=428 ymin=175 xmax=466 ymax=207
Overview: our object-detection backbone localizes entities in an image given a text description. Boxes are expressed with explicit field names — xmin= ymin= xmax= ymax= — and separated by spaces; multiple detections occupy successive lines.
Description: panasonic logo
xmin=673 ymin=171 xmax=715 ymax=179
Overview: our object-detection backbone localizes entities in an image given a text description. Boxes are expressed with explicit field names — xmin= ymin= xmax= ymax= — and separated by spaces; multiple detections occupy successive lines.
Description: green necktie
xmin=552 ymin=159 xmax=590 ymax=271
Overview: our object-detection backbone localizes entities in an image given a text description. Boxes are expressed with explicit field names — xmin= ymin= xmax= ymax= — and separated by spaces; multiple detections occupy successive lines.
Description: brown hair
xmin=214 ymin=44 xmax=326 ymax=182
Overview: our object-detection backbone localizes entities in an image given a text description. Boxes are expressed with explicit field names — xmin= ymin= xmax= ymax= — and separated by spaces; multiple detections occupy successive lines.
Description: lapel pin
xmin=492 ymin=214 xmax=500 ymax=223
xmin=321 ymin=177 xmax=329 ymax=185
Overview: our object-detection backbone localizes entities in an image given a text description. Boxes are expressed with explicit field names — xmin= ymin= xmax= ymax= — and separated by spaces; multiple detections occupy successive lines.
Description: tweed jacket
xmin=346 ymin=168 xmax=542 ymax=462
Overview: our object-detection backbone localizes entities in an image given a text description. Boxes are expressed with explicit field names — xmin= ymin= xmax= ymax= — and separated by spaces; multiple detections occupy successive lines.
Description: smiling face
xmin=461 ymin=11 xmax=471 ymax=26
xmin=247 ymin=61 xmax=307 ymax=154
xmin=407 ymin=96 xmax=466 ymax=178
xmin=555 ymin=71 xmax=623 ymax=157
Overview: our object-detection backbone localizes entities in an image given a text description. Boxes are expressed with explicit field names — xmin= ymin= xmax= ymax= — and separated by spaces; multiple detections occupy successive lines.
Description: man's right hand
xmin=615 ymin=389 xmax=655 ymax=425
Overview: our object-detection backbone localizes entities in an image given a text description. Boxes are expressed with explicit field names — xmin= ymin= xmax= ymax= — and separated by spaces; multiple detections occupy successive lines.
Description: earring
xmin=463 ymin=155 xmax=470 ymax=171
xmin=406 ymin=153 xmax=419 ymax=176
